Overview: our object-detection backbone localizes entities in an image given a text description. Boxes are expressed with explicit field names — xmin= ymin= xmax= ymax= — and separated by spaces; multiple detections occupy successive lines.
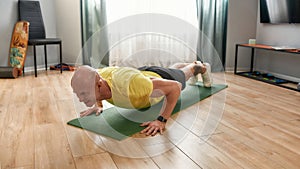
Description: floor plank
xmin=177 ymin=133 xmax=242 ymax=169
xmin=74 ymin=153 xmax=117 ymax=169
xmin=57 ymin=99 xmax=106 ymax=157
xmin=0 ymin=104 xmax=34 ymax=169
xmin=31 ymin=75 xmax=76 ymax=169
xmin=220 ymin=124 xmax=300 ymax=169
xmin=151 ymin=148 xmax=200 ymax=169
xmin=111 ymin=154 xmax=159 ymax=169
xmin=0 ymin=77 xmax=34 ymax=169
xmin=250 ymin=125 xmax=300 ymax=156
xmin=207 ymin=131 xmax=286 ymax=169
xmin=34 ymin=124 xmax=75 ymax=169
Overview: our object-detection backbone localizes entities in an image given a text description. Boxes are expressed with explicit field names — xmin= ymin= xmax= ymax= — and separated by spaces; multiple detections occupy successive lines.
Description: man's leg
xmin=177 ymin=61 xmax=212 ymax=87
xmin=201 ymin=63 xmax=213 ymax=87
xmin=177 ymin=61 xmax=206 ymax=80
xmin=169 ymin=63 xmax=190 ymax=69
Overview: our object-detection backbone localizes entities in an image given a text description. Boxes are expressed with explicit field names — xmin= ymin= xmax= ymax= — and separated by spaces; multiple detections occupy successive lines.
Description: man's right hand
xmin=80 ymin=105 xmax=103 ymax=117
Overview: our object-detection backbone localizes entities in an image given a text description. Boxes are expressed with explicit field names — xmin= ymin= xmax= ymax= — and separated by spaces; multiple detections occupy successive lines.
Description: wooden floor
xmin=0 ymin=70 xmax=299 ymax=169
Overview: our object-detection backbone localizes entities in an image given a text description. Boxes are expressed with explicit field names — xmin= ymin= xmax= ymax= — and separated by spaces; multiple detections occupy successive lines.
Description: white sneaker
xmin=188 ymin=75 xmax=198 ymax=85
xmin=188 ymin=61 xmax=201 ymax=85
xmin=201 ymin=63 xmax=213 ymax=87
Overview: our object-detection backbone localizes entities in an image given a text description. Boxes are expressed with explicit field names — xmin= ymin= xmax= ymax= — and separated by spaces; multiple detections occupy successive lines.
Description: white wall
xmin=0 ymin=0 xmax=18 ymax=67
xmin=0 ymin=0 xmax=58 ymax=68
xmin=54 ymin=0 xmax=81 ymax=65
xmin=226 ymin=0 xmax=300 ymax=81
xmin=256 ymin=9 xmax=300 ymax=80
xmin=225 ymin=0 xmax=258 ymax=71
xmin=0 ymin=0 xmax=81 ymax=70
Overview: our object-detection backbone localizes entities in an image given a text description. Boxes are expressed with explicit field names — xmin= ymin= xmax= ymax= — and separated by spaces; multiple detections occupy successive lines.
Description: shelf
xmin=234 ymin=44 xmax=300 ymax=92
xmin=237 ymin=43 xmax=300 ymax=54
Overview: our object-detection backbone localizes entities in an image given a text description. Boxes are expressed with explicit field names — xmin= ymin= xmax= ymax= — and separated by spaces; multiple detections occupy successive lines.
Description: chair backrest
xmin=18 ymin=0 xmax=46 ymax=39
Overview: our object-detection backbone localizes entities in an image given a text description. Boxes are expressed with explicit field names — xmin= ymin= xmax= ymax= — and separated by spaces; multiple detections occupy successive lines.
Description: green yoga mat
xmin=67 ymin=83 xmax=227 ymax=140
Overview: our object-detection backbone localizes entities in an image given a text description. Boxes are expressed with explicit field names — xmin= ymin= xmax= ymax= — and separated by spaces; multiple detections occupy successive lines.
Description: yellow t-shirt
xmin=98 ymin=67 xmax=163 ymax=109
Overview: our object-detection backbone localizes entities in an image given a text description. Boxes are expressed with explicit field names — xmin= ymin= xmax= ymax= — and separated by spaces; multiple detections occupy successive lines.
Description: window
xmin=106 ymin=0 xmax=198 ymax=27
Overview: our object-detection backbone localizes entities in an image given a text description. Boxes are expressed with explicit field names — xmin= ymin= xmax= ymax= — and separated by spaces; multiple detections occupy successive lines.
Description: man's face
xmin=71 ymin=66 xmax=98 ymax=107
xmin=73 ymin=84 xmax=96 ymax=107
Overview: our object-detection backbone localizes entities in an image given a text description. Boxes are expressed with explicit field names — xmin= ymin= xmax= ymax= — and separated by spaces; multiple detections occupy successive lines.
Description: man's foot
xmin=192 ymin=61 xmax=206 ymax=75
xmin=201 ymin=63 xmax=213 ymax=87
xmin=188 ymin=61 xmax=206 ymax=85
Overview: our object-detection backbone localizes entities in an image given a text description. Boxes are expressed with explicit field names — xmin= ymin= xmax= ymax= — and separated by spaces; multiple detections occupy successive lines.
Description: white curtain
xmin=105 ymin=0 xmax=199 ymax=68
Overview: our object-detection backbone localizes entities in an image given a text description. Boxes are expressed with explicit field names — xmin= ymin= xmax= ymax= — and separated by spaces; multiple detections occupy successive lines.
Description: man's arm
xmin=140 ymin=78 xmax=182 ymax=136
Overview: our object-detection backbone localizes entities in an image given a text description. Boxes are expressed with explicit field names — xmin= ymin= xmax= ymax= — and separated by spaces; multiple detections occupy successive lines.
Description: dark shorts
xmin=138 ymin=66 xmax=186 ymax=90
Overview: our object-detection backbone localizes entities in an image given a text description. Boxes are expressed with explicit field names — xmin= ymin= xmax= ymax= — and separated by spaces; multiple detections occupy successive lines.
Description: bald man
xmin=71 ymin=61 xmax=212 ymax=136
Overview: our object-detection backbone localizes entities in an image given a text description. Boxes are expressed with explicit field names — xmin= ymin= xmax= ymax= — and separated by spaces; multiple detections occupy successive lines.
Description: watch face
xmin=157 ymin=116 xmax=167 ymax=122
xmin=158 ymin=116 xmax=163 ymax=121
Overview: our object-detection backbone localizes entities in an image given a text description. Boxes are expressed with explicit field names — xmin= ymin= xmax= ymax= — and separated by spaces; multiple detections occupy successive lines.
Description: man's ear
xmin=96 ymin=79 xmax=102 ymax=88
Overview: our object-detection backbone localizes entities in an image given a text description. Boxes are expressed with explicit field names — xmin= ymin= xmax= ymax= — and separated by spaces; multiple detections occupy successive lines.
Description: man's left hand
xmin=140 ymin=120 xmax=166 ymax=136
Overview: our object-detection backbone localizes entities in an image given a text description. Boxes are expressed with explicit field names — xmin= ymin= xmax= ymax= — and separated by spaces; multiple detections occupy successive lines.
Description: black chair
xmin=18 ymin=0 xmax=62 ymax=77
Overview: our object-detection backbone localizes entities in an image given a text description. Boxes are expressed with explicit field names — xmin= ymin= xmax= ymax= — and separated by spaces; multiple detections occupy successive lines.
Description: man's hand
xmin=80 ymin=105 xmax=103 ymax=117
xmin=140 ymin=120 xmax=166 ymax=136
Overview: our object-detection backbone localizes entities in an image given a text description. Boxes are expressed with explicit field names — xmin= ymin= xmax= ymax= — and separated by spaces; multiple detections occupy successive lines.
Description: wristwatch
xmin=157 ymin=115 xmax=167 ymax=123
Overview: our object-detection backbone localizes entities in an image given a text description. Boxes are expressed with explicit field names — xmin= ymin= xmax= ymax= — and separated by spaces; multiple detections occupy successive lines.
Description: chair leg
xmin=59 ymin=42 xmax=62 ymax=74
xmin=44 ymin=44 xmax=47 ymax=70
xmin=33 ymin=45 xmax=37 ymax=77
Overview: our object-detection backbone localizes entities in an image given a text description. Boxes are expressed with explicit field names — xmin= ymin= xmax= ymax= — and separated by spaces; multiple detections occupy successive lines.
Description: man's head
xmin=71 ymin=65 xmax=98 ymax=107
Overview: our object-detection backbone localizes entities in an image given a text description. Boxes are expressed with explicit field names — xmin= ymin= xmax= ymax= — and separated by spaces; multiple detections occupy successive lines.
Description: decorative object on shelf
xmin=272 ymin=46 xmax=297 ymax=50
xmin=248 ymin=39 xmax=256 ymax=45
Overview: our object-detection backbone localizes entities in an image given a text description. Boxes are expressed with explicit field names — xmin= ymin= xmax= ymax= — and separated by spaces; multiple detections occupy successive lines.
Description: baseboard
xmin=23 ymin=63 xmax=75 ymax=73
xmin=23 ymin=65 xmax=41 ymax=73
xmin=225 ymin=67 xmax=249 ymax=73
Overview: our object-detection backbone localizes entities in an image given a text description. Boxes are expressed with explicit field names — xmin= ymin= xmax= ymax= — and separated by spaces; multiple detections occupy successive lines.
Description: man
xmin=71 ymin=61 xmax=212 ymax=136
